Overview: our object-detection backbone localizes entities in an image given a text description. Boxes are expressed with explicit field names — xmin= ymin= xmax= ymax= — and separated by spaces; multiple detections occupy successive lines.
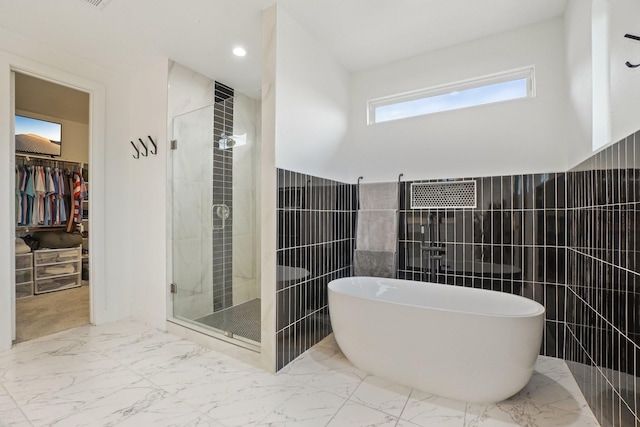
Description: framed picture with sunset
xmin=15 ymin=115 xmax=62 ymax=157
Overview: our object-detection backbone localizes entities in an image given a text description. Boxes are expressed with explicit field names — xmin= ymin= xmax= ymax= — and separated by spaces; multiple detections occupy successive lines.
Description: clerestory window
xmin=368 ymin=67 xmax=535 ymax=125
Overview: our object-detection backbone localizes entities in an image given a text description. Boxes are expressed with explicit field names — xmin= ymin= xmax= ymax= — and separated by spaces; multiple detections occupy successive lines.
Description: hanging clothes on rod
xmin=72 ymin=170 xmax=88 ymax=224
xmin=15 ymin=156 xmax=86 ymax=228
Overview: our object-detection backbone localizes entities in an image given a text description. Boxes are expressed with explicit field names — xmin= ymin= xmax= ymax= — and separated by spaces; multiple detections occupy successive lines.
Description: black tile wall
xmin=395 ymin=133 xmax=640 ymax=426
xmin=274 ymin=133 xmax=640 ymax=425
xmin=565 ymin=131 xmax=640 ymax=427
xmin=212 ymin=81 xmax=234 ymax=311
xmin=398 ymin=173 xmax=567 ymax=357
xmin=276 ymin=169 xmax=356 ymax=370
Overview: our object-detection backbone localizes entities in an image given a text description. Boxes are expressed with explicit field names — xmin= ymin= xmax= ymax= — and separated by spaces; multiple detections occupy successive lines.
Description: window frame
xmin=367 ymin=66 xmax=536 ymax=125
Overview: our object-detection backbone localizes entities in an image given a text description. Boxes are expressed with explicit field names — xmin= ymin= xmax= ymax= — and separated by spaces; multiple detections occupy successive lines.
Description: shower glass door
xmin=171 ymin=105 xmax=216 ymax=329
xmin=171 ymin=93 xmax=260 ymax=348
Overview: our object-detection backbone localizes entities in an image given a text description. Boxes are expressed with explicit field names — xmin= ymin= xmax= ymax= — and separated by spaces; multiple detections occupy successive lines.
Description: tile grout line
xmin=567 ymin=246 xmax=640 ymax=278
xmin=566 ymin=287 xmax=640 ymax=353
xmin=565 ymin=326 xmax=636 ymax=423
xmin=3 ymin=320 xmax=604 ymax=426
xmin=0 ymin=382 xmax=35 ymax=427
xmin=344 ymin=375 xmax=410 ymax=422
xmin=45 ymin=329 xmax=163 ymax=426
xmin=130 ymin=344 xmax=231 ymax=425
xmin=396 ymin=388 xmax=417 ymax=426
xmin=251 ymin=383 xmax=320 ymax=426
xmin=323 ymin=390 xmax=352 ymax=426
xmin=68 ymin=328 xmax=219 ymax=425
xmin=536 ymin=359 xmax=600 ymax=419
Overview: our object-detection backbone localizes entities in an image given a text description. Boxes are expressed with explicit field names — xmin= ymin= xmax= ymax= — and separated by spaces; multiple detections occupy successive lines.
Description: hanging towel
xmin=359 ymin=182 xmax=398 ymax=210
xmin=354 ymin=249 xmax=396 ymax=278
xmin=353 ymin=182 xmax=400 ymax=278
xmin=356 ymin=210 xmax=397 ymax=252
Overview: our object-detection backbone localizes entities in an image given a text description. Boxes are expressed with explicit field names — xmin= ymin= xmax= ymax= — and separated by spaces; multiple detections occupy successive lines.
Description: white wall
xmin=128 ymin=58 xmax=169 ymax=330
xmin=564 ymin=0 xmax=594 ymax=167
xmin=565 ymin=0 xmax=640 ymax=164
xmin=609 ymin=0 xmax=640 ymax=144
xmin=338 ymin=18 xmax=580 ymax=183
xmin=0 ymin=28 xmax=131 ymax=349
xmin=233 ymin=92 xmax=261 ymax=303
xmin=273 ymin=5 xmax=350 ymax=181
xmin=261 ymin=4 xmax=277 ymax=372
xmin=591 ymin=0 xmax=612 ymax=151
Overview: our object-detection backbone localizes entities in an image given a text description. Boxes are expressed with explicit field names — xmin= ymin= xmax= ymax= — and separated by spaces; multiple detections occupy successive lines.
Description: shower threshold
xmin=195 ymin=298 xmax=261 ymax=344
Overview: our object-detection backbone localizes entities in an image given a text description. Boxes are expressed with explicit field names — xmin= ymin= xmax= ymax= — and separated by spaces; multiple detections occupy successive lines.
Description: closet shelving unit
xmin=15 ymin=253 xmax=33 ymax=298
xmin=33 ymin=246 xmax=82 ymax=294
xmin=15 ymin=153 xmax=89 ymax=295
xmin=81 ymin=179 xmax=89 ymax=285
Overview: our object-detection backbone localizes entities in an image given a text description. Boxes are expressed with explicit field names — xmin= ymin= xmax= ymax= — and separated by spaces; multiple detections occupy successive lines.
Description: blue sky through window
xmin=374 ymin=78 xmax=528 ymax=123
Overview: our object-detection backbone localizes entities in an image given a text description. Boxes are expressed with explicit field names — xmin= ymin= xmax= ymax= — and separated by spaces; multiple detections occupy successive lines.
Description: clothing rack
xmin=15 ymin=153 xmax=84 ymax=170
xmin=15 ymin=154 xmax=88 ymax=231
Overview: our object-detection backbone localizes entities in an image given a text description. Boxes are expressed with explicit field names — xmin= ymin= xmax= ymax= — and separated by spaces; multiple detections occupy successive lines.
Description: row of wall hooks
xmin=131 ymin=136 xmax=157 ymax=159
xmin=625 ymin=34 xmax=640 ymax=68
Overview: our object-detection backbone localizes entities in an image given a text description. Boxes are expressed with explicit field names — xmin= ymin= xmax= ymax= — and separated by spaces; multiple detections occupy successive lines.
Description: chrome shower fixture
xmin=218 ymin=132 xmax=247 ymax=150
xmin=218 ymin=133 xmax=236 ymax=149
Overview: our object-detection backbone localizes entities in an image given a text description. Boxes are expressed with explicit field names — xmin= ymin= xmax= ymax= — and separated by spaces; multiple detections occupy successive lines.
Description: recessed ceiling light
xmin=233 ymin=47 xmax=247 ymax=57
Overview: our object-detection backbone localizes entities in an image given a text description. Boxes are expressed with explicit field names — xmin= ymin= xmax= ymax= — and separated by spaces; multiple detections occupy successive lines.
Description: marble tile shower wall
xmin=565 ymin=131 xmax=640 ymax=427
xmin=276 ymin=169 xmax=356 ymax=370
xmin=212 ymin=82 xmax=234 ymax=311
xmin=398 ymin=174 xmax=567 ymax=358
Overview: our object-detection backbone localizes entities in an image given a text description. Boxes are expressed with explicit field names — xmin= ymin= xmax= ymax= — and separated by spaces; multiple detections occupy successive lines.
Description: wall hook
xmin=138 ymin=138 xmax=148 ymax=157
xmin=624 ymin=34 xmax=640 ymax=68
xmin=148 ymin=136 xmax=157 ymax=155
xmin=130 ymin=141 xmax=140 ymax=159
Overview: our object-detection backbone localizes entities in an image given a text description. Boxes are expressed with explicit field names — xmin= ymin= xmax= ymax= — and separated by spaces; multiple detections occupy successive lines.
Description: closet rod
xmin=15 ymin=153 xmax=84 ymax=167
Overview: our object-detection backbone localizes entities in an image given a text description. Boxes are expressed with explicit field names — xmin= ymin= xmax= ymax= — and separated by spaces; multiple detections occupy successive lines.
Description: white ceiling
xmin=0 ymin=0 xmax=567 ymax=96
xmin=15 ymin=73 xmax=90 ymax=123
xmin=277 ymin=0 xmax=569 ymax=72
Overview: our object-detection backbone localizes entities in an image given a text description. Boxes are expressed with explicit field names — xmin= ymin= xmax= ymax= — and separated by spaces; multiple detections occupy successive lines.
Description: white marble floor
xmin=0 ymin=319 xmax=600 ymax=427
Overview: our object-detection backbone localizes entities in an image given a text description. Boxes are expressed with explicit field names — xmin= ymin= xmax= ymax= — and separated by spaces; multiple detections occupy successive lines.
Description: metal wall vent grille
xmin=80 ymin=0 xmax=110 ymax=8
xmin=411 ymin=180 xmax=477 ymax=209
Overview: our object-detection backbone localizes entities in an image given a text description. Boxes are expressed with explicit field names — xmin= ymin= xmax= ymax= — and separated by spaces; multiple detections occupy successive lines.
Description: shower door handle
xmin=212 ymin=204 xmax=230 ymax=231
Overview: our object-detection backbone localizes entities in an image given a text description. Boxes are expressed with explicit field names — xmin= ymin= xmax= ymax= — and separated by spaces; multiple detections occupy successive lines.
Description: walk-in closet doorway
xmin=8 ymin=67 xmax=102 ymax=345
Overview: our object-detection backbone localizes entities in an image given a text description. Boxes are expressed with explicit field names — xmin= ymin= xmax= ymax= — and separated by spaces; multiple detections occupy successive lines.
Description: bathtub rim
xmin=328 ymin=276 xmax=545 ymax=319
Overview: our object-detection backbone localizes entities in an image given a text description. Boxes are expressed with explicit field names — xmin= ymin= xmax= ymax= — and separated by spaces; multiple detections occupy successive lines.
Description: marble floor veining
xmin=0 ymin=319 xmax=600 ymax=426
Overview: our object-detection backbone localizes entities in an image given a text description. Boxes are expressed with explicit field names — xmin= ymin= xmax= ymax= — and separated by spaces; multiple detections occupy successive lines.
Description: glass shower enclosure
xmin=170 ymin=93 xmax=261 ymax=349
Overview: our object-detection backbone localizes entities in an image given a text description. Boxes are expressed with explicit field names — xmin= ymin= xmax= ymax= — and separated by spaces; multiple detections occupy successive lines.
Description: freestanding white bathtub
xmin=328 ymin=276 xmax=545 ymax=403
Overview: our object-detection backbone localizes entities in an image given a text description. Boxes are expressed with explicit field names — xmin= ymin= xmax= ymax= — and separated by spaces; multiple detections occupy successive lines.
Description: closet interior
xmin=13 ymin=72 xmax=91 ymax=343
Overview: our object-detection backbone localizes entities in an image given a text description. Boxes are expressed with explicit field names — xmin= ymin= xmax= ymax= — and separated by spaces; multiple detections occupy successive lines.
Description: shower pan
xmin=170 ymin=93 xmax=261 ymax=349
